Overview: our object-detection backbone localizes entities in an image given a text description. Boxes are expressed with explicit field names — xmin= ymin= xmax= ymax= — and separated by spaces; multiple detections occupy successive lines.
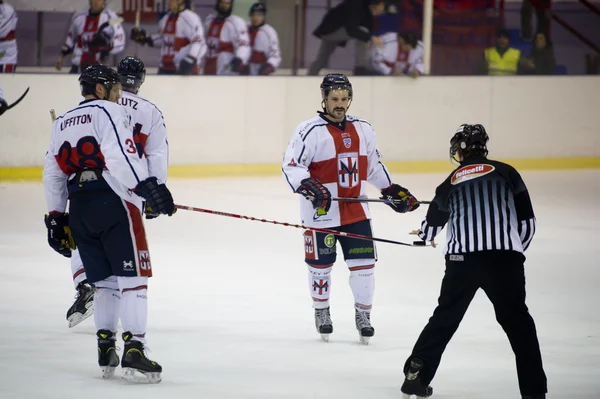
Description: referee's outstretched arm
xmin=417 ymin=187 xmax=450 ymax=242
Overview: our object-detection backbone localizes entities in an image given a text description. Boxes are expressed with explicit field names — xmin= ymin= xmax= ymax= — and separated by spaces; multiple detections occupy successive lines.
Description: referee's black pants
xmin=404 ymin=251 xmax=547 ymax=395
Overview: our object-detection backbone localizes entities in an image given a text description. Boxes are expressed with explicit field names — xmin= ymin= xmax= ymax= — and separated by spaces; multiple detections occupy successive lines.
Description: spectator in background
xmin=370 ymin=9 xmax=398 ymax=75
xmin=56 ymin=0 xmax=125 ymax=73
xmin=393 ymin=33 xmax=424 ymax=78
xmin=521 ymin=0 xmax=550 ymax=41
xmin=309 ymin=0 xmax=387 ymax=76
xmin=0 ymin=0 xmax=18 ymax=73
xmin=246 ymin=2 xmax=281 ymax=75
xmin=478 ymin=29 xmax=525 ymax=75
xmin=523 ymin=31 xmax=555 ymax=75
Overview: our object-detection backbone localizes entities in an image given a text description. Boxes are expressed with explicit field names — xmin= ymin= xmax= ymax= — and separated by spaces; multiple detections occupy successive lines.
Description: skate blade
xmin=402 ymin=395 xmax=429 ymax=399
xmin=320 ymin=334 xmax=330 ymax=342
xmin=122 ymin=367 xmax=162 ymax=384
xmin=100 ymin=366 xmax=116 ymax=379
xmin=67 ymin=302 xmax=94 ymax=328
xmin=359 ymin=335 xmax=370 ymax=345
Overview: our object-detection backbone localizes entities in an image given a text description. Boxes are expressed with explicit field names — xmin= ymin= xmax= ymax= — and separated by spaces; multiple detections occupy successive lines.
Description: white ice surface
xmin=0 ymin=171 xmax=599 ymax=399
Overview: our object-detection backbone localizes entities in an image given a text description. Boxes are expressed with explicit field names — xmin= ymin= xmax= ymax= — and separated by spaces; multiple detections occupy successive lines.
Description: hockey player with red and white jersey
xmin=44 ymin=64 xmax=174 ymax=381
xmin=130 ymin=0 xmax=206 ymax=75
xmin=393 ymin=32 xmax=425 ymax=78
xmin=66 ymin=56 xmax=169 ymax=328
xmin=370 ymin=13 xmax=398 ymax=76
xmin=246 ymin=2 xmax=281 ymax=76
xmin=204 ymin=0 xmax=250 ymax=75
xmin=0 ymin=0 xmax=18 ymax=73
xmin=282 ymin=74 xmax=420 ymax=344
xmin=56 ymin=0 xmax=125 ymax=73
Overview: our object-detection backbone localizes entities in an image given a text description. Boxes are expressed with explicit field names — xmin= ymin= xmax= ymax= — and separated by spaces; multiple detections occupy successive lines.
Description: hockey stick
xmin=5 ymin=87 xmax=29 ymax=111
xmin=97 ymin=16 xmax=124 ymax=33
xmin=333 ymin=197 xmax=432 ymax=205
xmin=175 ymin=204 xmax=428 ymax=247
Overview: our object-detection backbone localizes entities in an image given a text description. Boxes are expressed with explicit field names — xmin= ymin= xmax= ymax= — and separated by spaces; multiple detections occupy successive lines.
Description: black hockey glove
xmin=130 ymin=28 xmax=152 ymax=45
xmin=296 ymin=178 xmax=332 ymax=213
xmin=178 ymin=56 xmax=197 ymax=75
xmin=380 ymin=184 xmax=420 ymax=213
xmin=144 ymin=203 xmax=159 ymax=220
xmin=0 ymin=99 xmax=8 ymax=116
xmin=258 ymin=63 xmax=275 ymax=75
xmin=229 ymin=57 xmax=243 ymax=73
xmin=44 ymin=213 xmax=75 ymax=258
xmin=134 ymin=177 xmax=175 ymax=216
xmin=88 ymin=31 xmax=112 ymax=53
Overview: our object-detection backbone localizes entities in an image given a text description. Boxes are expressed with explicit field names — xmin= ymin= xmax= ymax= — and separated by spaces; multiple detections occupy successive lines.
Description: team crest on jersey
xmin=212 ymin=27 xmax=218 ymax=35
xmin=139 ymin=251 xmax=151 ymax=270
xmin=343 ymin=138 xmax=352 ymax=148
xmin=451 ymin=164 xmax=495 ymax=185
xmin=87 ymin=21 xmax=95 ymax=30
xmin=338 ymin=152 xmax=359 ymax=188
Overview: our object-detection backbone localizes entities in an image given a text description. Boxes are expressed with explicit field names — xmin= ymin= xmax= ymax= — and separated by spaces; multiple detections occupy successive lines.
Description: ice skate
xmin=522 ymin=395 xmax=545 ymax=399
xmin=97 ymin=329 xmax=119 ymax=379
xmin=355 ymin=309 xmax=375 ymax=345
xmin=66 ymin=281 xmax=94 ymax=328
xmin=401 ymin=358 xmax=433 ymax=398
xmin=314 ymin=307 xmax=333 ymax=342
xmin=121 ymin=332 xmax=162 ymax=384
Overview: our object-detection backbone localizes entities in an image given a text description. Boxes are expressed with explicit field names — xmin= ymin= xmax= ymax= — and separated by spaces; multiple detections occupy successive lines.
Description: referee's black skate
xmin=66 ymin=280 xmax=94 ymax=328
xmin=97 ymin=329 xmax=119 ymax=379
xmin=314 ymin=307 xmax=333 ymax=342
xmin=522 ymin=395 xmax=545 ymax=399
xmin=355 ymin=309 xmax=375 ymax=345
xmin=121 ymin=332 xmax=162 ymax=383
xmin=401 ymin=358 xmax=433 ymax=398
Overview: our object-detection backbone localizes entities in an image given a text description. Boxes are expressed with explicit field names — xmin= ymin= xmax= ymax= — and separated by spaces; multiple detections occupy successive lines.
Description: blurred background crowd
xmin=0 ymin=0 xmax=599 ymax=77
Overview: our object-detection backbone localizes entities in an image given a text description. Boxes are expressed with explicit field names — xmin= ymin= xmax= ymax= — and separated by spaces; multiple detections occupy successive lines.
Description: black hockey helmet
xmin=216 ymin=0 xmax=234 ymax=18
xmin=450 ymin=124 xmax=489 ymax=163
xmin=79 ymin=64 xmax=121 ymax=99
xmin=117 ymin=56 xmax=146 ymax=94
xmin=249 ymin=2 xmax=266 ymax=15
xmin=320 ymin=73 xmax=353 ymax=100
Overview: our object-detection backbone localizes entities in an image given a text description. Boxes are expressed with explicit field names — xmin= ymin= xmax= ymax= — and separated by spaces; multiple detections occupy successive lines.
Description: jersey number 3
xmin=125 ymin=123 xmax=145 ymax=158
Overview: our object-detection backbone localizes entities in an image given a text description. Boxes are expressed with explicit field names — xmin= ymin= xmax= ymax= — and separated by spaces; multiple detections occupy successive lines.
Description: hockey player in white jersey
xmin=204 ymin=0 xmax=250 ymax=75
xmin=43 ymin=65 xmax=174 ymax=382
xmin=56 ymin=0 xmax=125 ymax=73
xmin=282 ymin=74 xmax=420 ymax=344
xmin=246 ymin=2 xmax=281 ymax=76
xmin=370 ymin=13 xmax=398 ymax=76
xmin=66 ymin=56 xmax=169 ymax=328
xmin=394 ymin=32 xmax=425 ymax=78
xmin=130 ymin=0 xmax=206 ymax=75
xmin=0 ymin=0 xmax=18 ymax=72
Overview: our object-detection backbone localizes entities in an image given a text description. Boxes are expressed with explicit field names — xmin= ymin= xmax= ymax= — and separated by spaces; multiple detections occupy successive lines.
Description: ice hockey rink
xmin=1 ymin=170 xmax=599 ymax=399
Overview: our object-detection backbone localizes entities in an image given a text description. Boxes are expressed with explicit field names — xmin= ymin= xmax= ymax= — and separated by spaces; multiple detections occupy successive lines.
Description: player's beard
xmin=331 ymin=107 xmax=346 ymax=119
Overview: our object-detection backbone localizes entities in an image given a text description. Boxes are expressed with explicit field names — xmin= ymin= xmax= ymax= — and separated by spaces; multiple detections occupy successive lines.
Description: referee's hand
xmin=409 ymin=229 xmax=436 ymax=248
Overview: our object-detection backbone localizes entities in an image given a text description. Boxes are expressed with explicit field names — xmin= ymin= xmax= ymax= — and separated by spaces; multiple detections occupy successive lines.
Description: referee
xmin=399 ymin=124 xmax=547 ymax=399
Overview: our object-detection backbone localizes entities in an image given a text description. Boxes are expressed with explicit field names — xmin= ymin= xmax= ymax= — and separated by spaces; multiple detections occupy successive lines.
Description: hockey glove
xmin=296 ymin=178 xmax=332 ymax=213
xmin=130 ymin=28 xmax=152 ymax=45
xmin=134 ymin=177 xmax=175 ymax=216
xmin=0 ymin=99 xmax=8 ymax=116
xmin=88 ymin=31 xmax=113 ymax=53
xmin=144 ymin=203 xmax=159 ymax=220
xmin=178 ymin=56 xmax=197 ymax=75
xmin=258 ymin=63 xmax=275 ymax=75
xmin=44 ymin=213 xmax=75 ymax=258
xmin=380 ymin=184 xmax=420 ymax=213
xmin=229 ymin=57 xmax=243 ymax=73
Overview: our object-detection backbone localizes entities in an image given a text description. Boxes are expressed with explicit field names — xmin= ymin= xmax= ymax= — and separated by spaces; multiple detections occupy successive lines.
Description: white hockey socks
xmin=94 ymin=276 xmax=120 ymax=332
xmin=307 ymin=264 xmax=333 ymax=309
xmin=348 ymin=262 xmax=374 ymax=312
xmin=71 ymin=249 xmax=87 ymax=288
xmin=118 ymin=276 xmax=148 ymax=343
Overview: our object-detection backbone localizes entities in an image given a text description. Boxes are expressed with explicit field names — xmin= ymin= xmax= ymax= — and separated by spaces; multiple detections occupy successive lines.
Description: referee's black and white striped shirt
xmin=418 ymin=155 xmax=536 ymax=254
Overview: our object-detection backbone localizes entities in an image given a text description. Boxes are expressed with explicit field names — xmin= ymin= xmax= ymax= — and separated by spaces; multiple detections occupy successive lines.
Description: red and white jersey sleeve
xmin=150 ymin=10 xmax=206 ymax=73
xmin=62 ymin=8 xmax=125 ymax=68
xmin=248 ymin=23 xmax=281 ymax=75
xmin=204 ymin=14 xmax=250 ymax=75
xmin=0 ymin=2 xmax=18 ymax=66
xmin=282 ymin=115 xmax=392 ymax=228
xmin=370 ymin=32 xmax=398 ymax=75
xmin=43 ymin=100 xmax=149 ymax=213
xmin=118 ymin=91 xmax=169 ymax=183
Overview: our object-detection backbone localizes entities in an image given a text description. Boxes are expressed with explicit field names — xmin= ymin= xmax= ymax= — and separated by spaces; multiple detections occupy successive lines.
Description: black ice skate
xmin=66 ymin=281 xmax=94 ymax=328
xmin=355 ymin=309 xmax=375 ymax=345
xmin=522 ymin=395 xmax=546 ymax=399
xmin=121 ymin=332 xmax=162 ymax=383
xmin=401 ymin=358 xmax=433 ymax=399
xmin=314 ymin=307 xmax=333 ymax=342
xmin=97 ymin=329 xmax=119 ymax=379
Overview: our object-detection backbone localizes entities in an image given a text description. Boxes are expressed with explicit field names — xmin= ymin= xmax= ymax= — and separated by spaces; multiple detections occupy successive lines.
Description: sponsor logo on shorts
xmin=139 ymin=250 xmax=151 ymax=270
xmin=349 ymin=247 xmax=374 ymax=254
xmin=319 ymin=247 xmax=336 ymax=256
xmin=324 ymin=234 xmax=335 ymax=248
xmin=451 ymin=164 xmax=495 ymax=185
xmin=123 ymin=260 xmax=134 ymax=271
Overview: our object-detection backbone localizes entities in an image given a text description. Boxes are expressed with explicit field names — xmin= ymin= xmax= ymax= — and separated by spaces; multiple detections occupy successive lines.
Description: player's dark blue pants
xmin=404 ymin=251 xmax=547 ymax=395
xmin=68 ymin=189 xmax=152 ymax=284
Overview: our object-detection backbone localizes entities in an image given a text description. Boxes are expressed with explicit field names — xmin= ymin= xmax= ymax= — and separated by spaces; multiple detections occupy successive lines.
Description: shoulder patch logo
xmin=451 ymin=164 xmax=495 ymax=185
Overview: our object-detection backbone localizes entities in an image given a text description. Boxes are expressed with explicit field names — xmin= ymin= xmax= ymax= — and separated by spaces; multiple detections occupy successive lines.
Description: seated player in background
xmin=393 ymin=32 xmax=424 ymax=78
xmin=245 ymin=2 xmax=281 ymax=76
xmin=369 ymin=10 xmax=399 ymax=75
xmin=0 ymin=0 xmax=18 ymax=73
xmin=131 ymin=0 xmax=206 ymax=75
xmin=204 ymin=0 xmax=250 ymax=75
xmin=56 ymin=0 xmax=125 ymax=73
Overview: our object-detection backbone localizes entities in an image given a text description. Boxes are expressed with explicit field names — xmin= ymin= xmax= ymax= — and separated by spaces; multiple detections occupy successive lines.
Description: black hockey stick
xmin=97 ymin=17 xmax=124 ymax=33
xmin=333 ymin=197 xmax=432 ymax=205
xmin=5 ymin=87 xmax=29 ymax=111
